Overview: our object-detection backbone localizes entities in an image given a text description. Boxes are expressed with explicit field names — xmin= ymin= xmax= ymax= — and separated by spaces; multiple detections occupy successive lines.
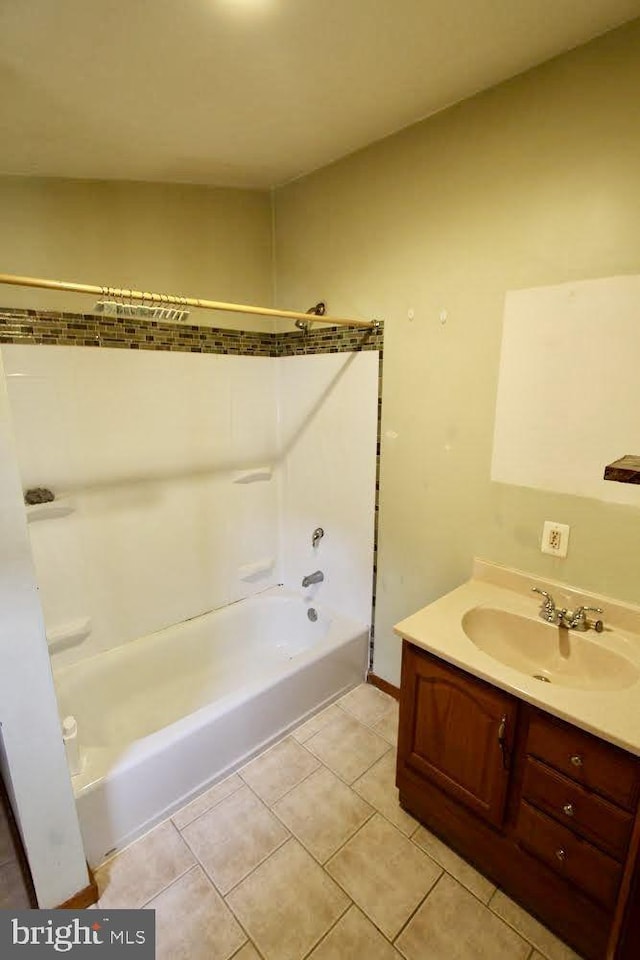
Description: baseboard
xmin=367 ymin=672 xmax=400 ymax=700
xmin=56 ymin=865 xmax=99 ymax=909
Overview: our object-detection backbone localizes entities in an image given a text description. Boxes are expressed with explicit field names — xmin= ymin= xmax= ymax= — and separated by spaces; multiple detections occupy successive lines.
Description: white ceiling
xmin=1 ymin=1 xmax=639 ymax=189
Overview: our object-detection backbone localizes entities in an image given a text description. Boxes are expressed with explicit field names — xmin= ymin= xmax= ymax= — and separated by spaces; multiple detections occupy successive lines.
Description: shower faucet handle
xmin=312 ymin=527 xmax=324 ymax=548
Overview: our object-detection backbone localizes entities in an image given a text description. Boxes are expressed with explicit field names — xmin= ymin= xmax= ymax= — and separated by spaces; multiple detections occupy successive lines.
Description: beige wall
xmin=0 ymin=177 xmax=274 ymax=330
xmin=274 ymin=20 xmax=640 ymax=684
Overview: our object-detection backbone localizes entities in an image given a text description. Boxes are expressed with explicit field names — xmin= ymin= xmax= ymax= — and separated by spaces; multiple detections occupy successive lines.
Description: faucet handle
xmin=532 ymin=587 xmax=557 ymax=622
xmin=568 ymin=605 xmax=604 ymax=631
xmin=532 ymin=587 xmax=555 ymax=607
xmin=574 ymin=605 xmax=604 ymax=617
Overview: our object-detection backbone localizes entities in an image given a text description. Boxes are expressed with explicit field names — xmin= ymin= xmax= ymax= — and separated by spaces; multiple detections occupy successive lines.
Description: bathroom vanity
xmin=395 ymin=562 xmax=640 ymax=960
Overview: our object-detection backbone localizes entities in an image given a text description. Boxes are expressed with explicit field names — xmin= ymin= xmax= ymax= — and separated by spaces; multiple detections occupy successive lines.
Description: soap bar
xmin=25 ymin=487 xmax=55 ymax=504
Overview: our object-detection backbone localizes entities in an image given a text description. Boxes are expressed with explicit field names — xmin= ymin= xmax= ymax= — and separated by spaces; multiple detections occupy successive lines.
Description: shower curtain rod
xmin=0 ymin=273 xmax=376 ymax=330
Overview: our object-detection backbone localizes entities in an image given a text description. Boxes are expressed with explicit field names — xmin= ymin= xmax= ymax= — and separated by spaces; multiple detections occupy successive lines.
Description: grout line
xmin=303 ymin=738 xmax=393 ymax=790
xmin=406 ymin=831 xmax=499 ymax=909
xmin=94 ymin=818 xmax=195 ymax=906
xmin=272 ymin=797 xmax=378 ymax=868
xmin=404 ymin=831 xmax=576 ymax=958
xmin=218 ymin=832 xmax=353 ymax=960
xmin=171 ymin=775 xmax=245 ymax=831
xmin=485 ymin=895 xmax=565 ymax=959
xmin=298 ymin=901 xmax=354 ymax=960
xmin=338 ymin=697 xmax=396 ymax=719
xmin=139 ymin=861 xmax=201 ymax=910
xmin=181 ymin=799 xmax=291 ymax=900
xmin=261 ymin=759 xmax=324 ymax=808
xmin=237 ymin=744 xmax=322 ymax=807
xmin=319 ymin=806 xmax=379 ymax=866
xmin=391 ymin=868 xmax=447 ymax=945
xmin=99 ymin=688 xmax=397 ymax=915
xmin=172 ymin=690 xmax=385 ymax=832
xmin=176 ymin=817 xmax=289 ymax=951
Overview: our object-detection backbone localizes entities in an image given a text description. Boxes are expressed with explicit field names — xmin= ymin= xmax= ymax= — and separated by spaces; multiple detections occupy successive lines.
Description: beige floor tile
xmin=371 ymin=701 xmax=399 ymax=745
xmin=306 ymin=710 xmax=390 ymax=784
xmin=326 ymin=814 xmax=442 ymax=940
xmin=412 ymin=826 xmax=495 ymax=904
xmin=489 ymin=890 xmax=582 ymax=960
xmin=396 ymin=874 xmax=530 ymax=960
xmin=0 ymin=859 xmax=31 ymax=909
xmin=182 ymin=785 xmax=289 ymax=894
xmin=292 ymin=704 xmax=344 ymax=743
xmin=309 ymin=905 xmax=402 ymax=960
xmin=149 ymin=865 xmax=246 ymax=960
xmin=96 ymin=820 xmax=195 ymax=909
xmin=232 ymin=945 xmax=262 ymax=960
xmin=353 ymin=751 xmax=418 ymax=836
xmin=227 ymin=838 xmax=350 ymax=960
xmin=173 ymin=774 xmax=244 ymax=830
xmin=339 ymin=684 xmax=396 ymax=726
xmin=240 ymin=738 xmax=320 ymax=805
xmin=273 ymin=766 xmax=374 ymax=862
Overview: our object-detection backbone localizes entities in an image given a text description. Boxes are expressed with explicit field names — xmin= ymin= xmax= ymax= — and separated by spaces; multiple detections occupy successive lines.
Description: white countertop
xmin=394 ymin=559 xmax=640 ymax=756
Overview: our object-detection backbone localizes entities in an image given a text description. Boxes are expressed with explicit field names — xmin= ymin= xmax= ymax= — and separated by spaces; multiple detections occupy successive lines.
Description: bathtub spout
xmin=302 ymin=570 xmax=324 ymax=588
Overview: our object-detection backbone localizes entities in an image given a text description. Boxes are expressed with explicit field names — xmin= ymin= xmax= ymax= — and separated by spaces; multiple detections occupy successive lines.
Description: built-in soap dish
xmin=238 ymin=558 xmax=275 ymax=582
xmin=26 ymin=497 xmax=75 ymax=522
xmin=47 ymin=617 xmax=91 ymax=654
xmin=233 ymin=467 xmax=272 ymax=484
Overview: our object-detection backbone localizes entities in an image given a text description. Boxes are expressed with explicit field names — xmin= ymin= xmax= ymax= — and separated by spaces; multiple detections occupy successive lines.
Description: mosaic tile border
xmin=0 ymin=305 xmax=383 ymax=666
xmin=0 ymin=307 xmax=383 ymax=357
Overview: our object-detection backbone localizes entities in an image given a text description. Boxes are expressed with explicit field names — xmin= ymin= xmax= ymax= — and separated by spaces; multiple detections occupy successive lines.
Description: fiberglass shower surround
xmin=1 ymin=341 xmax=378 ymax=864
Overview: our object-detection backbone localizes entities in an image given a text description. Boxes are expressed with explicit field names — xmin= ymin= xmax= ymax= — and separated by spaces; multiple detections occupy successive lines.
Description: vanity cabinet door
xmin=398 ymin=642 xmax=518 ymax=827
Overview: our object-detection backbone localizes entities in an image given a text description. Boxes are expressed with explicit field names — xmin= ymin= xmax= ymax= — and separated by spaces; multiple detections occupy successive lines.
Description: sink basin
xmin=461 ymin=607 xmax=639 ymax=691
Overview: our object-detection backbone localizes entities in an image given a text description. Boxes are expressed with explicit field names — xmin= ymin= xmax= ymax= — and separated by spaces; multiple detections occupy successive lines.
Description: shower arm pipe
xmin=0 ymin=272 xmax=377 ymax=330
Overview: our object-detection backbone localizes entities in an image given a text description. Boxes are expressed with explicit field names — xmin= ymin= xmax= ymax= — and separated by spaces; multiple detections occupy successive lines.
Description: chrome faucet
xmin=558 ymin=605 xmax=604 ymax=632
xmin=531 ymin=587 xmax=604 ymax=631
xmin=302 ymin=570 xmax=324 ymax=588
xmin=532 ymin=587 xmax=557 ymax=622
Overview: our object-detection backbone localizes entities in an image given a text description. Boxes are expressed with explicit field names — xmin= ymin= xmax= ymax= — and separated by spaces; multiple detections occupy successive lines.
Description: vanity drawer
xmin=526 ymin=711 xmax=640 ymax=812
xmin=522 ymin=758 xmax=633 ymax=861
xmin=516 ymin=801 xmax=622 ymax=910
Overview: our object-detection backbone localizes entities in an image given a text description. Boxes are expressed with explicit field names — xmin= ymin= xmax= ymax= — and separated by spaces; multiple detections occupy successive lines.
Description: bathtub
xmin=53 ymin=586 xmax=368 ymax=867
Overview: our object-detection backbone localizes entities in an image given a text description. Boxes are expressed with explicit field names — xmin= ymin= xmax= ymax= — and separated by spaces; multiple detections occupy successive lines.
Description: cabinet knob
xmin=555 ymin=848 xmax=567 ymax=862
xmin=570 ymin=754 xmax=584 ymax=768
xmin=562 ymin=803 xmax=575 ymax=817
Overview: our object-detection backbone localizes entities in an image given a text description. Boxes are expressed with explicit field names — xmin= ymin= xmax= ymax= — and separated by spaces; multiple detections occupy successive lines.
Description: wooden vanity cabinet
xmin=398 ymin=642 xmax=516 ymax=827
xmin=396 ymin=640 xmax=640 ymax=960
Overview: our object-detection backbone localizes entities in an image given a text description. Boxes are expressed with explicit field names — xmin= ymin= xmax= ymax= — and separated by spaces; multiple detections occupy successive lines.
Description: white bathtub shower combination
xmin=2 ymin=342 xmax=378 ymax=869
xmin=54 ymin=588 xmax=367 ymax=865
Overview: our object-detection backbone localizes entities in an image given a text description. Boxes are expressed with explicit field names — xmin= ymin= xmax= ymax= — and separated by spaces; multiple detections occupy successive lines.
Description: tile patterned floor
xmin=94 ymin=684 xmax=584 ymax=960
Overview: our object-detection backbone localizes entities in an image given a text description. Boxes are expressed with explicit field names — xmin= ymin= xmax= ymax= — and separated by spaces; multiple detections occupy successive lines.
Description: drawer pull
xmin=562 ymin=803 xmax=575 ymax=817
xmin=555 ymin=847 xmax=567 ymax=862
xmin=570 ymin=754 xmax=584 ymax=768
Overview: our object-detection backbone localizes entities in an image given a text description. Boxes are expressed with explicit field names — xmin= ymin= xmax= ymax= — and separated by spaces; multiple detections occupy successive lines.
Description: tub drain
xmin=533 ymin=674 xmax=551 ymax=683
xmin=307 ymin=608 xmax=318 ymax=622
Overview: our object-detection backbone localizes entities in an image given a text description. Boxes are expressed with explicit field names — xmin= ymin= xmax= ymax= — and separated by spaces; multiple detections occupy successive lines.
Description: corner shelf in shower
xmin=233 ymin=466 xmax=273 ymax=484
xmin=46 ymin=617 xmax=91 ymax=654
xmin=238 ymin=557 xmax=275 ymax=581
xmin=26 ymin=497 xmax=75 ymax=522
